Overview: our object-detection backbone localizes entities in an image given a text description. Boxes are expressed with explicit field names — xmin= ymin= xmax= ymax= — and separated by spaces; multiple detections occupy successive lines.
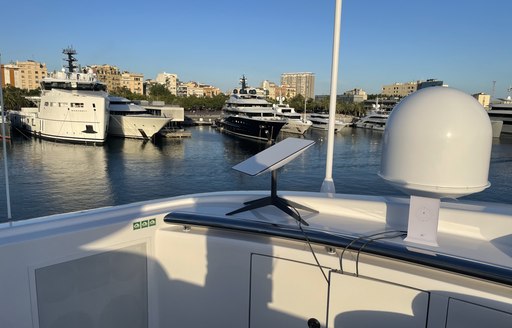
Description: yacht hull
xmin=281 ymin=120 xmax=312 ymax=135
xmin=488 ymin=111 xmax=512 ymax=134
xmin=218 ymin=116 xmax=286 ymax=141
xmin=0 ymin=117 xmax=10 ymax=139
xmin=108 ymin=115 xmax=171 ymax=139
xmin=10 ymin=90 xmax=109 ymax=145
xmin=308 ymin=114 xmax=347 ymax=132
xmin=0 ymin=191 xmax=510 ymax=327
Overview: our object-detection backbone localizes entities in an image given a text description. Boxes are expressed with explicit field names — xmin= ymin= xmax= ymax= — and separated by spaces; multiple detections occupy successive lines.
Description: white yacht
xmin=356 ymin=99 xmax=390 ymax=131
xmin=0 ymin=114 xmax=10 ymax=140
xmin=217 ymin=76 xmax=287 ymax=141
xmin=308 ymin=112 xmax=347 ymax=132
xmin=9 ymin=48 xmax=109 ymax=145
xmin=273 ymin=101 xmax=312 ymax=135
xmin=488 ymin=95 xmax=512 ymax=134
xmin=108 ymin=96 xmax=172 ymax=139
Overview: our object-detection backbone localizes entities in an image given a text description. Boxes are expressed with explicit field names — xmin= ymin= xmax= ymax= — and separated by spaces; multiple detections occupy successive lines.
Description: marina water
xmin=1 ymin=126 xmax=511 ymax=221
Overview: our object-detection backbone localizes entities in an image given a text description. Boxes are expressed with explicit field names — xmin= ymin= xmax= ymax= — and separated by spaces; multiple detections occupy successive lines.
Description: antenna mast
xmin=62 ymin=47 xmax=77 ymax=73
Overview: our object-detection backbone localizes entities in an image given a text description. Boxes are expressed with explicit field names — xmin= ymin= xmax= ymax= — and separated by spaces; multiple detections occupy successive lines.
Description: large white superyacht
xmin=9 ymin=48 xmax=109 ymax=144
xmin=488 ymin=95 xmax=512 ymax=134
xmin=217 ymin=75 xmax=287 ymax=142
xmin=108 ymin=96 xmax=172 ymax=139
xmin=308 ymin=112 xmax=347 ymax=132
xmin=355 ymin=99 xmax=390 ymax=131
xmin=273 ymin=99 xmax=312 ymax=135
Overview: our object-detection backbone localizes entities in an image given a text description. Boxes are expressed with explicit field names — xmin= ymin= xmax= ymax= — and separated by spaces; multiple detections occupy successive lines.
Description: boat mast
xmin=321 ymin=0 xmax=343 ymax=193
xmin=0 ymin=54 xmax=12 ymax=221
xmin=240 ymin=75 xmax=247 ymax=92
xmin=304 ymin=96 xmax=307 ymax=122
xmin=62 ymin=47 xmax=77 ymax=73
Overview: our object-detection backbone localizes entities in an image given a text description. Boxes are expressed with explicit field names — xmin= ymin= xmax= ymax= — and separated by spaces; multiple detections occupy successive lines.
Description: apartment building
xmin=201 ymin=84 xmax=221 ymax=97
xmin=177 ymin=81 xmax=222 ymax=97
xmin=473 ymin=92 xmax=491 ymax=108
xmin=7 ymin=61 xmax=48 ymax=90
xmin=281 ymin=72 xmax=315 ymax=99
xmin=155 ymin=72 xmax=178 ymax=95
xmin=339 ymin=88 xmax=368 ymax=103
xmin=381 ymin=79 xmax=444 ymax=97
xmin=261 ymin=80 xmax=277 ymax=99
xmin=90 ymin=65 xmax=121 ymax=92
xmin=1 ymin=64 xmax=21 ymax=88
xmin=121 ymin=72 xmax=144 ymax=95
xmin=381 ymin=81 xmax=418 ymax=97
xmin=177 ymin=82 xmax=202 ymax=97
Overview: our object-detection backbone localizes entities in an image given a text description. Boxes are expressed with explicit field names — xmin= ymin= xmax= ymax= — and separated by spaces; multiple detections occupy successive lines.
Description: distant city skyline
xmin=1 ymin=0 xmax=511 ymax=98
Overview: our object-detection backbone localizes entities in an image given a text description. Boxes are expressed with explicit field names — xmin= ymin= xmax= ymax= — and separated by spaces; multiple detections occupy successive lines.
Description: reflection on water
xmin=2 ymin=140 xmax=112 ymax=219
xmin=1 ymin=126 xmax=511 ymax=221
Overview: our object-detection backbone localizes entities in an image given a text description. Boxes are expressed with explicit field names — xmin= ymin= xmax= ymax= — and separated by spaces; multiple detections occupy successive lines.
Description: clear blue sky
xmin=2 ymin=0 xmax=511 ymax=98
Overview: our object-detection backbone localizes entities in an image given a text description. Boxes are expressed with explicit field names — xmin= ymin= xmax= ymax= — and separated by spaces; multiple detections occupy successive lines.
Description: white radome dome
xmin=379 ymin=87 xmax=492 ymax=199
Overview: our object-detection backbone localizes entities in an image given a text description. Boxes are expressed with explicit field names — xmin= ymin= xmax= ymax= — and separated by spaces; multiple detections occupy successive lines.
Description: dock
xmin=159 ymin=129 xmax=192 ymax=138
xmin=184 ymin=111 xmax=220 ymax=126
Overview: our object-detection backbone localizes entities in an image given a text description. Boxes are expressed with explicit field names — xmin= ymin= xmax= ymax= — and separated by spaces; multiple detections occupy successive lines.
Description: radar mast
xmin=62 ymin=47 xmax=78 ymax=73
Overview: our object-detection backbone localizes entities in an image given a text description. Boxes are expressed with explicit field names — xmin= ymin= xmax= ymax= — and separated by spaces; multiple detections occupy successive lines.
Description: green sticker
xmin=133 ymin=222 xmax=141 ymax=230
xmin=149 ymin=218 xmax=156 ymax=226
xmin=141 ymin=220 xmax=149 ymax=228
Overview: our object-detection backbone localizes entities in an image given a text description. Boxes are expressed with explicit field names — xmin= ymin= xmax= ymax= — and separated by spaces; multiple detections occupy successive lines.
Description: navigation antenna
xmin=62 ymin=47 xmax=78 ymax=73
xmin=240 ymin=75 xmax=247 ymax=92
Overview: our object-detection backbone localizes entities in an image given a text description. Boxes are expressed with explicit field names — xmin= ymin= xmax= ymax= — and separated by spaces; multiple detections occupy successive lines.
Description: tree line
xmin=2 ymin=84 xmax=367 ymax=117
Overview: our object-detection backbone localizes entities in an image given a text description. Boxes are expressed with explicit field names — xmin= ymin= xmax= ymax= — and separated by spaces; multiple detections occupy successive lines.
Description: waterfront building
xmin=0 ymin=64 xmax=22 ymax=88
xmin=261 ymin=80 xmax=277 ymax=99
xmin=90 ymin=65 xmax=122 ymax=92
xmin=281 ymin=72 xmax=315 ymax=99
xmin=473 ymin=92 xmax=491 ymax=109
xmin=177 ymin=81 xmax=221 ymax=97
xmin=381 ymin=81 xmax=418 ymax=97
xmin=121 ymin=72 xmax=144 ymax=95
xmin=261 ymin=80 xmax=288 ymax=100
xmin=339 ymin=88 xmax=368 ymax=103
xmin=5 ymin=60 xmax=48 ymax=90
xmin=201 ymin=84 xmax=222 ymax=97
xmin=381 ymin=79 xmax=445 ymax=97
xmin=155 ymin=72 xmax=178 ymax=95
xmin=177 ymin=81 xmax=203 ymax=97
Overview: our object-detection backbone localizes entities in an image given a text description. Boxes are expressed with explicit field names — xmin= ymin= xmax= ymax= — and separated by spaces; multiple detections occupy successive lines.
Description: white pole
xmin=321 ymin=0 xmax=342 ymax=193
xmin=304 ymin=96 xmax=307 ymax=122
xmin=0 ymin=54 xmax=12 ymax=220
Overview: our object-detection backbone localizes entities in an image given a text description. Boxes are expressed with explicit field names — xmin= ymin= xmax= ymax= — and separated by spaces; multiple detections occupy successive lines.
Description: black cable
xmin=339 ymin=230 xmax=405 ymax=273
xmin=288 ymin=204 xmax=329 ymax=284
xmin=355 ymin=232 xmax=407 ymax=276
xmin=298 ymin=220 xmax=329 ymax=284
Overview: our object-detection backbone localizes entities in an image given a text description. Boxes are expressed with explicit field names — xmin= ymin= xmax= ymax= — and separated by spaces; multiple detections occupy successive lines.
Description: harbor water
xmin=1 ymin=126 xmax=511 ymax=221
